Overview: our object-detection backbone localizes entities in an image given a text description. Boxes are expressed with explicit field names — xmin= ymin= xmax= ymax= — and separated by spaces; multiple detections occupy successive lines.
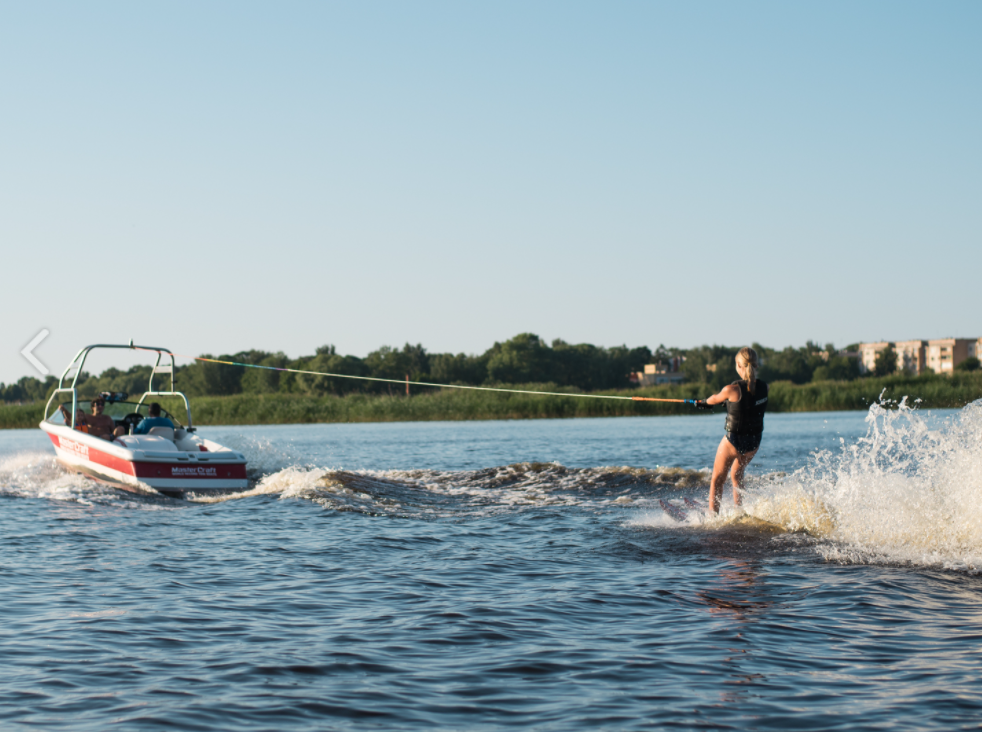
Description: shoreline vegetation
xmin=4 ymin=372 xmax=981 ymax=430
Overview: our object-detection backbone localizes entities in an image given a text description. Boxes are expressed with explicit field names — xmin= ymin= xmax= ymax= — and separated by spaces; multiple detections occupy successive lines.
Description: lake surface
xmin=3 ymin=405 xmax=982 ymax=730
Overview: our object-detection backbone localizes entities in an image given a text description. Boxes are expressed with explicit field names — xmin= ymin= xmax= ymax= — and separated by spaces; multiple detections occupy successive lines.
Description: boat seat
xmin=147 ymin=426 xmax=175 ymax=441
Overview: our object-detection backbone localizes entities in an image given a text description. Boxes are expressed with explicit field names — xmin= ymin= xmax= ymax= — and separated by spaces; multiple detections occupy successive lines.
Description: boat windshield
xmin=48 ymin=400 xmax=184 ymax=428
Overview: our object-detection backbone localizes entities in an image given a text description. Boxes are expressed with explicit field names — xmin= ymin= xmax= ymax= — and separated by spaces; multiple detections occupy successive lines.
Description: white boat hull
xmin=41 ymin=423 xmax=249 ymax=496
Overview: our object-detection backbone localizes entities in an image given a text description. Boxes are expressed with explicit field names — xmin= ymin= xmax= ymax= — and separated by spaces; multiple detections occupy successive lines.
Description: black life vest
xmin=724 ymin=379 xmax=768 ymax=435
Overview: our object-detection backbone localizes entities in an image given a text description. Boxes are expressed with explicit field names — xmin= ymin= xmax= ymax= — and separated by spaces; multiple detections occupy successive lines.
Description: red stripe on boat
xmin=52 ymin=433 xmax=246 ymax=480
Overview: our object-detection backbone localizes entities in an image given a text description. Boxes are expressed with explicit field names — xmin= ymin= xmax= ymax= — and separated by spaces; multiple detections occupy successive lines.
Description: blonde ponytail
xmin=736 ymin=347 xmax=759 ymax=395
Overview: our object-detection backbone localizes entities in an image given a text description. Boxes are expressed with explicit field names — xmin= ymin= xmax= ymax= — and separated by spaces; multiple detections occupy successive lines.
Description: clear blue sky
xmin=2 ymin=1 xmax=979 ymax=382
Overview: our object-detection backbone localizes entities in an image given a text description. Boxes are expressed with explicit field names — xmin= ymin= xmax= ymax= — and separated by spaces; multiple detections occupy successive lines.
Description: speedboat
xmin=41 ymin=343 xmax=248 ymax=497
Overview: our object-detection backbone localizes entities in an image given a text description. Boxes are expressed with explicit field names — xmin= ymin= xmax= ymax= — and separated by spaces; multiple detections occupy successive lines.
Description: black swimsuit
xmin=724 ymin=379 xmax=768 ymax=454
xmin=725 ymin=431 xmax=762 ymax=455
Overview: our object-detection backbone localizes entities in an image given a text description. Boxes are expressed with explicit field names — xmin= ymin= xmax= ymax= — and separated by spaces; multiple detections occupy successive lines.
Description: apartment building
xmin=894 ymin=340 xmax=926 ymax=375
xmin=926 ymin=338 xmax=972 ymax=374
xmin=859 ymin=338 xmax=978 ymax=375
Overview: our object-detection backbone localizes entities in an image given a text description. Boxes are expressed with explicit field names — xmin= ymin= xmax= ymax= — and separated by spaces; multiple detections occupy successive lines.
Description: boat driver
xmin=59 ymin=396 xmax=125 ymax=440
xmin=132 ymin=402 xmax=175 ymax=435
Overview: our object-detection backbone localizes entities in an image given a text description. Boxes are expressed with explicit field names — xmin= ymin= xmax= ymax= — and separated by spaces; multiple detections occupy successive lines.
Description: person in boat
xmin=59 ymin=396 xmax=125 ymax=440
xmin=132 ymin=402 xmax=175 ymax=435
xmin=695 ymin=347 xmax=768 ymax=514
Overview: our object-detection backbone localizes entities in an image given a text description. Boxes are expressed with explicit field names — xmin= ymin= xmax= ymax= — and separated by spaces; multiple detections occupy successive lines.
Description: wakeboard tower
xmin=40 ymin=343 xmax=248 ymax=498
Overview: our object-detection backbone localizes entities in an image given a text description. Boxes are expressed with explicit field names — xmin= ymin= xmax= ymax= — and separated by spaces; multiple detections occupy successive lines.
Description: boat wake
xmin=0 ymin=449 xmax=710 ymax=515
xmin=190 ymin=462 xmax=712 ymax=515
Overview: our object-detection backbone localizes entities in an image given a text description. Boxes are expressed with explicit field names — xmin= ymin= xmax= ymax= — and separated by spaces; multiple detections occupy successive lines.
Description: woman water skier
xmin=695 ymin=347 xmax=768 ymax=514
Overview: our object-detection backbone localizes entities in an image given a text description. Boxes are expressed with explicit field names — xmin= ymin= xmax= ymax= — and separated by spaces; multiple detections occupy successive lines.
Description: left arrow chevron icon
xmin=21 ymin=329 xmax=50 ymax=375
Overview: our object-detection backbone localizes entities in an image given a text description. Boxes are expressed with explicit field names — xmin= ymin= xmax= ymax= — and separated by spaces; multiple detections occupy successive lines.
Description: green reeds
xmin=0 ymin=402 xmax=45 ymax=430
xmin=3 ymin=374 xmax=980 ymax=429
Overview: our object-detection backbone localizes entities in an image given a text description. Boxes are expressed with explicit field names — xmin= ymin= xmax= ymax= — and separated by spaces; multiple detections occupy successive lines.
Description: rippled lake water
xmin=3 ymin=406 xmax=982 ymax=730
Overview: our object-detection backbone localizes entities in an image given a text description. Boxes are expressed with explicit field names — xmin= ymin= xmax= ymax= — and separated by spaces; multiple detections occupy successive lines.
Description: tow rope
xmin=134 ymin=347 xmax=699 ymax=405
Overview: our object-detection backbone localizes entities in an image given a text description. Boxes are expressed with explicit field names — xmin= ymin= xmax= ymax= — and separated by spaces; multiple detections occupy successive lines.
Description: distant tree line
xmin=2 ymin=334 xmax=957 ymax=404
xmin=0 ymin=375 xmax=59 ymax=404
xmin=680 ymin=342 xmax=863 ymax=390
xmin=178 ymin=335 xmax=653 ymax=397
xmin=0 ymin=334 xmax=651 ymax=403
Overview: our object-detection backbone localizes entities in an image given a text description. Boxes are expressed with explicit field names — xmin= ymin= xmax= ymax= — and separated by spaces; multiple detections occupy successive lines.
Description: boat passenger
xmin=695 ymin=347 xmax=768 ymax=514
xmin=133 ymin=402 xmax=175 ymax=435
xmin=59 ymin=396 xmax=125 ymax=440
